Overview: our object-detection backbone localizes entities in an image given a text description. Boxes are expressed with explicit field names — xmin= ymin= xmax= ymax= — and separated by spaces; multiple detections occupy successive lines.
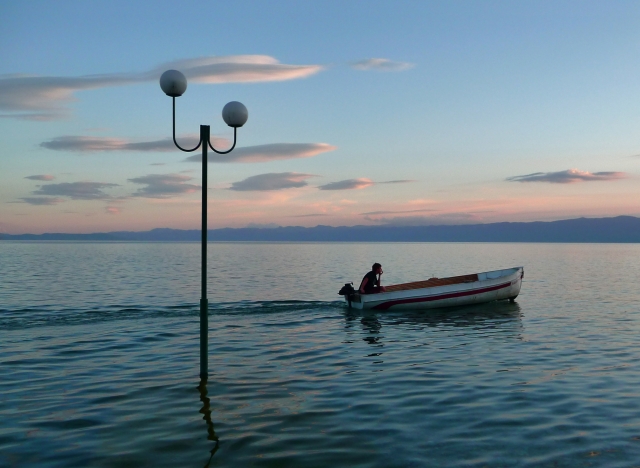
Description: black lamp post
xmin=160 ymin=69 xmax=248 ymax=379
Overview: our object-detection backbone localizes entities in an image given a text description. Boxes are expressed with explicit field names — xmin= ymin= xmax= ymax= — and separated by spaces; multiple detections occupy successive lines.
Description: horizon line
xmin=1 ymin=214 xmax=638 ymax=237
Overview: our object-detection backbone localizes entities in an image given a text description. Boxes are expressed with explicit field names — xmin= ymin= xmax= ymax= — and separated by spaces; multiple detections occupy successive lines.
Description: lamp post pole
xmin=160 ymin=70 xmax=248 ymax=379
xmin=200 ymin=124 xmax=209 ymax=379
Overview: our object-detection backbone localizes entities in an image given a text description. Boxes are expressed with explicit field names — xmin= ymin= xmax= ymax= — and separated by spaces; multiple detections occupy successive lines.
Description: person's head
xmin=372 ymin=262 xmax=382 ymax=274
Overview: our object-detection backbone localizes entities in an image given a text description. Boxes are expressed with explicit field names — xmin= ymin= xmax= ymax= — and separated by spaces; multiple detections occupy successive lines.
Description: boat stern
xmin=343 ymin=293 xmax=364 ymax=309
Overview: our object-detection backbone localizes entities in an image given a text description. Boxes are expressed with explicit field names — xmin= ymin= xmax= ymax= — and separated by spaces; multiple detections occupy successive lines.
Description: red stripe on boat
xmin=372 ymin=281 xmax=513 ymax=310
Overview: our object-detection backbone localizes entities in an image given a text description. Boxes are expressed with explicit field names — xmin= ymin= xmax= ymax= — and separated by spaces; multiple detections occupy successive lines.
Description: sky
xmin=1 ymin=0 xmax=640 ymax=234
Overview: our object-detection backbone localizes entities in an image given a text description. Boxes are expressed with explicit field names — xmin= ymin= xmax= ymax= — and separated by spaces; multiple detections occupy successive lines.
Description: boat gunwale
xmin=384 ymin=273 xmax=479 ymax=293
xmin=352 ymin=267 xmax=523 ymax=304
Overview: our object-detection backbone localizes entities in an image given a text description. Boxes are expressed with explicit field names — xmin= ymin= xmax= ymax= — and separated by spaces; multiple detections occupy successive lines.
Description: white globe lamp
xmin=222 ymin=101 xmax=248 ymax=128
xmin=159 ymin=70 xmax=187 ymax=97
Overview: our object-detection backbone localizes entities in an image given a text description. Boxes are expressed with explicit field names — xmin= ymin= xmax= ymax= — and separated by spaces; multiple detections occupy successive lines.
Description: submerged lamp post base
xmin=200 ymin=298 xmax=209 ymax=379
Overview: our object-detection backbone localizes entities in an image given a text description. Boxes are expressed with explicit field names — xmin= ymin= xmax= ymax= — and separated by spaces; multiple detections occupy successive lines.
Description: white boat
xmin=339 ymin=267 xmax=524 ymax=310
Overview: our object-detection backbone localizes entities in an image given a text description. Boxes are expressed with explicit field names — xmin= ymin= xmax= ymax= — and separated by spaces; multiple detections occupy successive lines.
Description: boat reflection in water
xmin=197 ymin=379 xmax=219 ymax=468
xmin=344 ymin=300 xmax=524 ymax=350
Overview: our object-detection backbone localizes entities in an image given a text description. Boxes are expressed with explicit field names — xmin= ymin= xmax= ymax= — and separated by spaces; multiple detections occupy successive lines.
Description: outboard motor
xmin=338 ymin=282 xmax=356 ymax=307
xmin=338 ymin=283 xmax=355 ymax=296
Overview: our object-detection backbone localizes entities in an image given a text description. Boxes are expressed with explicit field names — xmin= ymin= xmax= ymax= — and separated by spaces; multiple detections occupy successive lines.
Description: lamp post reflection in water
xmin=197 ymin=379 xmax=219 ymax=467
xmin=159 ymin=70 xmax=248 ymax=379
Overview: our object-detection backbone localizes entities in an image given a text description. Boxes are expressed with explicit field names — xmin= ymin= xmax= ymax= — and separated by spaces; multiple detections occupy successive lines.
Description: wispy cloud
xmin=229 ymin=172 xmax=315 ymax=191
xmin=185 ymin=143 xmax=336 ymax=163
xmin=19 ymin=197 xmax=64 ymax=205
xmin=507 ymin=169 xmax=626 ymax=184
xmin=360 ymin=208 xmax=436 ymax=216
xmin=0 ymin=55 xmax=323 ymax=120
xmin=0 ymin=74 xmax=130 ymax=121
xmin=32 ymin=182 xmax=119 ymax=200
xmin=128 ymin=173 xmax=200 ymax=198
xmin=379 ymin=179 xmax=416 ymax=184
xmin=368 ymin=213 xmax=481 ymax=226
xmin=24 ymin=174 xmax=55 ymax=181
xmin=318 ymin=178 xmax=374 ymax=190
xmin=350 ymin=58 xmax=414 ymax=72
xmin=289 ymin=213 xmax=330 ymax=218
xmin=317 ymin=178 xmax=414 ymax=190
xmin=161 ymin=56 xmax=322 ymax=84
xmin=40 ymin=134 xmax=220 ymax=152
xmin=105 ymin=206 xmax=121 ymax=214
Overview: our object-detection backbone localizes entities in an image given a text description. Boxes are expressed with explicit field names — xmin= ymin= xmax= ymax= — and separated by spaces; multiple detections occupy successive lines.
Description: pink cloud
xmin=0 ymin=55 xmax=323 ymax=120
xmin=25 ymin=174 xmax=55 ymax=181
xmin=318 ymin=178 xmax=374 ymax=190
xmin=507 ymin=169 xmax=626 ymax=184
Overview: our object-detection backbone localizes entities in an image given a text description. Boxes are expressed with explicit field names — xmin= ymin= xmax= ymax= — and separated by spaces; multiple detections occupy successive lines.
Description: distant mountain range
xmin=3 ymin=216 xmax=640 ymax=242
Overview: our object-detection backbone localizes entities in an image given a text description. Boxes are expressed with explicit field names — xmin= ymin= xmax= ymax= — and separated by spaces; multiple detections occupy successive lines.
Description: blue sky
xmin=2 ymin=1 xmax=640 ymax=233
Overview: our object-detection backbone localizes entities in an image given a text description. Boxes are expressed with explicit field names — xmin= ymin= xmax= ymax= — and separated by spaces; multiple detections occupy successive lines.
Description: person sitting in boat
xmin=359 ymin=263 xmax=387 ymax=294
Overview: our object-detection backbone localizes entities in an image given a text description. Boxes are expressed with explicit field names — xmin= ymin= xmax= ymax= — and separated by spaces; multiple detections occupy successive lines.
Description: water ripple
xmin=0 ymin=300 xmax=343 ymax=329
xmin=3 ymin=242 xmax=640 ymax=466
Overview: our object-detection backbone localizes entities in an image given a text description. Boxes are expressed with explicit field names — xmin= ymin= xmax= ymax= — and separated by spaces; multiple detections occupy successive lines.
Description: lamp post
xmin=160 ymin=69 xmax=248 ymax=379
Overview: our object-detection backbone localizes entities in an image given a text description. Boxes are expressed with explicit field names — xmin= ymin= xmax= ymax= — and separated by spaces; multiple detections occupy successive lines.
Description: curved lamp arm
xmin=172 ymin=97 xmax=202 ymax=153
xmin=208 ymin=127 xmax=237 ymax=155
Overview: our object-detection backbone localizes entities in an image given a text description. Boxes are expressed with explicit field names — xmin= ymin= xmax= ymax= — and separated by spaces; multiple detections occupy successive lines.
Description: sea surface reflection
xmin=3 ymin=242 xmax=640 ymax=467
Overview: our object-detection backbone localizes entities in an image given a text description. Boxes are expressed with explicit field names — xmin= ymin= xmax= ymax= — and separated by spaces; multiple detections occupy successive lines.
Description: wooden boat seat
xmin=385 ymin=273 xmax=479 ymax=292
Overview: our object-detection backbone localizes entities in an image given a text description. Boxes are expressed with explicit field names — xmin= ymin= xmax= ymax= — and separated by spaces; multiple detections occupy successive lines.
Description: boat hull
xmin=345 ymin=267 xmax=523 ymax=311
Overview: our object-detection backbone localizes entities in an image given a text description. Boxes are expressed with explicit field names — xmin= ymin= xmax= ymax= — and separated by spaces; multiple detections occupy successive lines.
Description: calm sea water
xmin=2 ymin=242 xmax=640 ymax=467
